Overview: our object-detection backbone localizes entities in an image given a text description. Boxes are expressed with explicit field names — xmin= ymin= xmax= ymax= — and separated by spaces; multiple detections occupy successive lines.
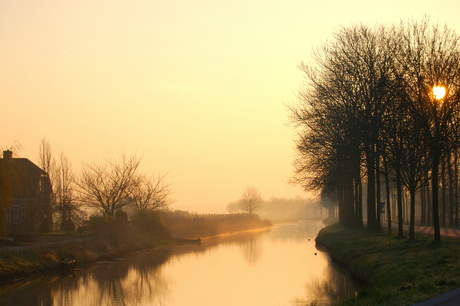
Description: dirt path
xmin=382 ymin=222 xmax=460 ymax=238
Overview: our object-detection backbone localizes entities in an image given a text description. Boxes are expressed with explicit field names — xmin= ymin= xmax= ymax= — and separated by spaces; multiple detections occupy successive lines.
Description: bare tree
xmin=77 ymin=154 xmax=141 ymax=219
xmin=54 ymin=152 xmax=82 ymax=232
xmin=129 ymin=172 xmax=174 ymax=213
xmin=393 ymin=18 xmax=460 ymax=241
xmin=38 ymin=138 xmax=56 ymax=186
xmin=239 ymin=187 xmax=263 ymax=216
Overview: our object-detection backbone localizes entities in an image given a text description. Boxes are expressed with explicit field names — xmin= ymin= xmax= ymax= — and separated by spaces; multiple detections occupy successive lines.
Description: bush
xmin=115 ymin=210 xmax=128 ymax=223
xmin=86 ymin=214 xmax=106 ymax=232
xmin=132 ymin=210 xmax=170 ymax=240
xmin=60 ymin=219 xmax=75 ymax=232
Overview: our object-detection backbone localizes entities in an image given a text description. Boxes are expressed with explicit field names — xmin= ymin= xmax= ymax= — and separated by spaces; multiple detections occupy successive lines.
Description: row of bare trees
xmin=288 ymin=18 xmax=460 ymax=242
xmin=38 ymin=139 xmax=174 ymax=231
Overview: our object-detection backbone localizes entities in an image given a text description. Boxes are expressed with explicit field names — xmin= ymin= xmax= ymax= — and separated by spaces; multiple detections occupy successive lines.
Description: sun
xmin=433 ymin=86 xmax=446 ymax=100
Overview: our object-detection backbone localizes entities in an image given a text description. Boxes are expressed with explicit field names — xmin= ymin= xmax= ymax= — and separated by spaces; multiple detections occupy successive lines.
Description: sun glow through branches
xmin=433 ymin=86 xmax=446 ymax=100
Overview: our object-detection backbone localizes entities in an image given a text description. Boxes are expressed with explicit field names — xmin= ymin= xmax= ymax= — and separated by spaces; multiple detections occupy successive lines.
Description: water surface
xmin=0 ymin=221 xmax=357 ymax=305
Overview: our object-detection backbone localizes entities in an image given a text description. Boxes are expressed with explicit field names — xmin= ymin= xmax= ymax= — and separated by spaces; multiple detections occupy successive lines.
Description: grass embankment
xmin=164 ymin=211 xmax=273 ymax=239
xmin=316 ymin=223 xmax=460 ymax=305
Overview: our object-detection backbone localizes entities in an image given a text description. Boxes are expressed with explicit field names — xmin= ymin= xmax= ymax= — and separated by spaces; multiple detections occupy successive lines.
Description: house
xmin=0 ymin=150 xmax=54 ymax=235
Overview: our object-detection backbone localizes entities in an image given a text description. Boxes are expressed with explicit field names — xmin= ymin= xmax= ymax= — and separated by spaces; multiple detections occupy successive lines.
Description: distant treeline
xmin=226 ymin=196 xmax=326 ymax=221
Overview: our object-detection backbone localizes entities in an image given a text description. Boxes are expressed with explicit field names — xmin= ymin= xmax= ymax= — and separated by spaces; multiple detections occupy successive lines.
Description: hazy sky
xmin=2 ymin=1 xmax=460 ymax=213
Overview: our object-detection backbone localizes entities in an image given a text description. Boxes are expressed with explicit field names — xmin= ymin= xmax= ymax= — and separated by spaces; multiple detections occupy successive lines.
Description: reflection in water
xmin=0 ymin=221 xmax=359 ymax=305
xmin=296 ymin=260 xmax=358 ymax=305
xmin=241 ymin=237 xmax=263 ymax=264
xmin=0 ymin=247 xmax=173 ymax=306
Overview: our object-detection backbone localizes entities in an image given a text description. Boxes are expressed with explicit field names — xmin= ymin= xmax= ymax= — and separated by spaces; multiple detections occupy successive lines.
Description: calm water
xmin=0 ymin=221 xmax=358 ymax=305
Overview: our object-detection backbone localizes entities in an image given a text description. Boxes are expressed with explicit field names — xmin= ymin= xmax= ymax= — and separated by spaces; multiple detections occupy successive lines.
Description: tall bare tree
xmin=290 ymin=24 xmax=393 ymax=230
xmin=77 ymin=154 xmax=141 ymax=219
xmin=54 ymin=152 xmax=82 ymax=232
xmin=239 ymin=187 xmax=263 ymax=216
xmin=393 ymin=18 xmax=460 ymax=241
xmin=38 ymin=138 xmax=56 ymax=186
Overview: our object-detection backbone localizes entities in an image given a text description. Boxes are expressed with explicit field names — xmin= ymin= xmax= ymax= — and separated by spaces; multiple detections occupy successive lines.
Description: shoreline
xmin=316 ymin=223 xmax=460 ymax=305
xmin=0 ymin=220 xmax=273 ymax=284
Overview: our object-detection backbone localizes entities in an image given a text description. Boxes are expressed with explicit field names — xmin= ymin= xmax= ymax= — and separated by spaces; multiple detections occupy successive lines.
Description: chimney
xmin=3 ymin=150 xmax=13 ymax=159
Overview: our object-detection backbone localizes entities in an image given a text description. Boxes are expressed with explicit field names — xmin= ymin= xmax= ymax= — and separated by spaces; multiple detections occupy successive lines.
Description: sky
xmin=2 ymin=0 xmax=460 ymax=213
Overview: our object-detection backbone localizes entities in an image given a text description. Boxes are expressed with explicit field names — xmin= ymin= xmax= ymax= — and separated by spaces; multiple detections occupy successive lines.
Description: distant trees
xmin=238 ymin=187 xmax=263 ymax=216
xmin=228 ymin=196 xmax=322 ymax=221
xmin=289 ymin=18 xmax=460 ymax=242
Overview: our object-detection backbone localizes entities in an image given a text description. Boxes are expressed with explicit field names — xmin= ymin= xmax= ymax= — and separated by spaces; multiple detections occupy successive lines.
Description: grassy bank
xmin=0 ymin=221 xmax=166 ymax=282
xmin=316 ymin=223 xmax=460 ymax=305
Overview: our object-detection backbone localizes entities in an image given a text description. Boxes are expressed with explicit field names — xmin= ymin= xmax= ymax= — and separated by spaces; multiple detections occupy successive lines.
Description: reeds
xmin=164 ymin=211 xmax=273 ymax=239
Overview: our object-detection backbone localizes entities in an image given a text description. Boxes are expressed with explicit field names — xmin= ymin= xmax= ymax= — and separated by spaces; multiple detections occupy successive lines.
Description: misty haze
xmin=2 ymin=1 xmax=460 ymax=306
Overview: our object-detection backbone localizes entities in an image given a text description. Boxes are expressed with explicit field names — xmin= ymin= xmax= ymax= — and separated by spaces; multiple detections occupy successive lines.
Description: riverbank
xmin=0 ymin=213 xmax=272 ymax=283
xmin=316 ymin=223 xmax=460 ymax=305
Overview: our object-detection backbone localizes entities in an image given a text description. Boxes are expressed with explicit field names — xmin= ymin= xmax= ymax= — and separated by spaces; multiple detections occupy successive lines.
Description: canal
xmin=0 ymin=220 xmax=358 ymax=305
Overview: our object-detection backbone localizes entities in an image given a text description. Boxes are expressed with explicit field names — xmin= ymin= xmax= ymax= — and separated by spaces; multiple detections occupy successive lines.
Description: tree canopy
xmin=289 ymin=18 xmax=460 ymax=241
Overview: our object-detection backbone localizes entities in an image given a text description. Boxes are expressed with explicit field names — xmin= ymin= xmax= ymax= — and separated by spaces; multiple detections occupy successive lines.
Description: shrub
xmin=132 ymin=210 xmax=170 ymax=240
xmin=60 ymin=219 xmax=75 ymax=232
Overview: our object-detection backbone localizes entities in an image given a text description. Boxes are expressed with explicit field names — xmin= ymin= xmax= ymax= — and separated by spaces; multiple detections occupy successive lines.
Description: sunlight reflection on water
xmin=0 ymin=220 xmax=357 ymax=306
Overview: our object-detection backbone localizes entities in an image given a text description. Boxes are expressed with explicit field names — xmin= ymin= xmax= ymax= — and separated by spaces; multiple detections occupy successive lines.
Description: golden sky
xmin=2 ymin=1 xmax=459 ymax=213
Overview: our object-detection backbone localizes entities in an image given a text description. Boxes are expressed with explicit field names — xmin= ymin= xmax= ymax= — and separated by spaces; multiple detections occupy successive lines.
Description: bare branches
xmin=77 ymin=154 xmax=142 ymax=219
xmin=288 ymin=18 xmax=460 ymax=237
xmin=239 ymin=187 xmax=263 ymax=216
xmin=128 ymin=172 xmax=174 ymax=213
xmin=53 ymin=152 xmax=84 ymax=230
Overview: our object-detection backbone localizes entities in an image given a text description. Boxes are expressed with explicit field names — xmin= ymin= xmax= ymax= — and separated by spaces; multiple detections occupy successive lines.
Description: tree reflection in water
xmin=294 ymin=257 xmax=358 ymax=305
xmin=0 ymin=222 xmax=359 ymax=306
xmin=0 ymin=247 xmax=173 ymax=305
xmin=241 ymin=237 xmax=263 ymax=264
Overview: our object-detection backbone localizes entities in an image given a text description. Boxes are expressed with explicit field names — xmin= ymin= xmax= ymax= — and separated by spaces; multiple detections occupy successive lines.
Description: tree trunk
xmin=354 ymin=169 xmax=363 ymax=228
xmin=432 ymin=156 xmax=441 ymax=242
xmin=441 ymin=155 xmax=447 ymax=227
xmin=376 ymin=146 xmax=381 ymax=232
xmin=396 ymin=165 xmax=404 ymax=237
xmin=426 ymin=170 xmax=432 ymax=226
xmin=455 ymin=149 xmax=459 ymax=228
xmin=409 ymin=188 xmax=416 ymax=240
xmin=448 ymin=151 xmax=454 ymax=227
xmin=383 ymin=153 xmax=392 ymax=235
xmin=366 ymin=144 xmax=378 ymax=231
xmin=338 ymin=185 xmax=345 ymax=227
xmin=421 ymin=184 xmax=427 ymax=225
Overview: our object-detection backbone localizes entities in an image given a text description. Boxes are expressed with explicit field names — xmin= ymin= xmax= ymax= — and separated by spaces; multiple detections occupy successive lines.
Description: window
xmin=11 ymin=207 xmax=21 ymax=224
xmin=21 ymin=207 xmax=25 ymax=222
